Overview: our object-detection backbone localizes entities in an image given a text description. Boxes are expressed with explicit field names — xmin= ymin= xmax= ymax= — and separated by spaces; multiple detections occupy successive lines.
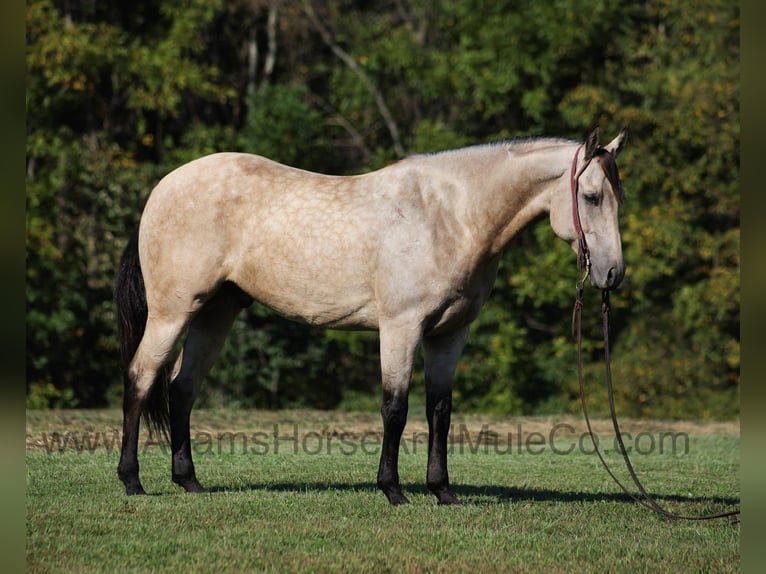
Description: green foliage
xmin=25 ymin=381 xmax=78 ymax=409
xmin=202 ymin=306 xmax=341 ymax=409
xmin=26 ymin=0 xmax=738 ymax=419
xmin=590 ymin=0 xmax=740 ymax=418
xmin=238 ymin=84 xmax=328 ymax=169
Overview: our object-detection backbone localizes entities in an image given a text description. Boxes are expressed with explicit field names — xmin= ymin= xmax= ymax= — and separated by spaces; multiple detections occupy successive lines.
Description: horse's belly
xmin=267 ymin=295 xmax=379 ymax=330
xmin=231 ymin=264 xmax=379 ymax=330
xmin=281 ymin=295 xmax=379 ymax=330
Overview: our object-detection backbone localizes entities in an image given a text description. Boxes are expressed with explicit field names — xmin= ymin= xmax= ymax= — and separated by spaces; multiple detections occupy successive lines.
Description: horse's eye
xmin=583 ymin=193 xmax=601 ymax=206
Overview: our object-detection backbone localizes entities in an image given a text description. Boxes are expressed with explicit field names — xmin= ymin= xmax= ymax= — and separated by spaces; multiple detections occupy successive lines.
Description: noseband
xmin=570 ymin=144 xmax=739 ymax=522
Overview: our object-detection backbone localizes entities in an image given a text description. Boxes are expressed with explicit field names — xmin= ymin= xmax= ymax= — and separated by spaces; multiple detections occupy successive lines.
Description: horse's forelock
xmin=595 ymin=148 xmax=624 ymax=204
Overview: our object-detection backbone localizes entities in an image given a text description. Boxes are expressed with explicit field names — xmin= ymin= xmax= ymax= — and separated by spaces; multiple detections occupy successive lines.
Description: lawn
xmin=26 ymin=410 xmax=740 ymax=572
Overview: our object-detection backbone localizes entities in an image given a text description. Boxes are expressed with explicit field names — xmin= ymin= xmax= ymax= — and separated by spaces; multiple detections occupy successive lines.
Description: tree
xmin=26 ymin=0 xmax=739 ymax=419
xmin=26 ymin=0 xmax=234 ymax=406
xmin=559 ymin=0 xmax=740 ymax=417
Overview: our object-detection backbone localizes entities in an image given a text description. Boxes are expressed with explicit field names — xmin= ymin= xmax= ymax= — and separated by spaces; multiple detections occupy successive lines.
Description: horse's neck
xmin=465 ymin=143 xmax=572 ymax=255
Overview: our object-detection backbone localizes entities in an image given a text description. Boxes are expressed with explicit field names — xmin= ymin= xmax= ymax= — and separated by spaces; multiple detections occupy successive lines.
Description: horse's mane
xmin=406 ymin=136 xmax=624 ymax=203
xmin=404 ymin=137 xmax=575 ymax=164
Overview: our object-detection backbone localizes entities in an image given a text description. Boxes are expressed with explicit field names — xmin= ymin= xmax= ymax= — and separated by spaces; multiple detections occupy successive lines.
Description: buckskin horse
xmin=115 ymin=126 xmax=627 ymax=504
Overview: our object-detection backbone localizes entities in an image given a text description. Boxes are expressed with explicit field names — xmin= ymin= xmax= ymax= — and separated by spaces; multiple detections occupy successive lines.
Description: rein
xmin=569 ymin=146 xmax=740 ymax=523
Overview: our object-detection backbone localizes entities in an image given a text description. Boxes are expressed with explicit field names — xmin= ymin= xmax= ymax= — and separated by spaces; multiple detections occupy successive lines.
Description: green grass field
xmin=26 ymin=410 xmax=739 ymax=572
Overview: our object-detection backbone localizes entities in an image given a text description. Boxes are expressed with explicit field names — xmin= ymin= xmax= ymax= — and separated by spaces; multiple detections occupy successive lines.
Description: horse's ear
xmin=605 ymin=128 xmax=628 ymax=159
xmin=584 ymin=126 xmax=600 ymax=159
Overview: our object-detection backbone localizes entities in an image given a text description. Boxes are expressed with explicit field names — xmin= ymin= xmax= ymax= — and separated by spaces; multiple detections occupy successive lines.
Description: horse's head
xmin=550 ymin=127 xmax=627 ymax=290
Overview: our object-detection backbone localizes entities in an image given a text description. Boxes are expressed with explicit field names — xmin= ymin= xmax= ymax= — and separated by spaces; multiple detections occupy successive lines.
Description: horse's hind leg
xmin=169 ymin=282 xmax=252 ymax=492
xmin=118 ymin=316 xmax=188 ymax=495
xmin=422 ymin=326 xmax=469 ymax=505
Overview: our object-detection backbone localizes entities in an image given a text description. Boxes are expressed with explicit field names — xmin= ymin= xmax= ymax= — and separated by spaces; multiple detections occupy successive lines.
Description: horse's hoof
xmin=175 ymin=478 xmax=207 ymax=493
xmin=185 ymin=482 xmax=207 ymax=494
xmin=384 ymin=490 xmax=410 ymax=505
xmin=436 ymin=491 xmax=462 ymax=505
xmin=125 ymin=483 xmax=147 ymax=496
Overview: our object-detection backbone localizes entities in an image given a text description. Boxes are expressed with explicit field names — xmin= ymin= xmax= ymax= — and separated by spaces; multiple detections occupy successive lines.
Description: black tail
xmin=115 ymin=231 xmax=171 ymax=441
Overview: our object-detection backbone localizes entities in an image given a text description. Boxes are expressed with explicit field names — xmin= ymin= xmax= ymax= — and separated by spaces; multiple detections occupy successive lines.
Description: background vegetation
xmin=26 ymin=0 xmax=739 ymax=419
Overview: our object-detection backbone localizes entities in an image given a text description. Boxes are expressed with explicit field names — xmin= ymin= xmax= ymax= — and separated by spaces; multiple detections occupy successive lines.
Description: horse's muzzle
xmin=590 ymin=263 xmax=625 ymax=291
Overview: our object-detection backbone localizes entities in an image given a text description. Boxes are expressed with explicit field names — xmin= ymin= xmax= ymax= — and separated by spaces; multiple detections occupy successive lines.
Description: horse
xmin=115 ymin=126 xmax=627 ymax=504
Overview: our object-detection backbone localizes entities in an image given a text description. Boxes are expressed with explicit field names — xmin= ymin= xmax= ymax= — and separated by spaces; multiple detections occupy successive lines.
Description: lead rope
xmin=573 ymin=268 xmax=740 ymax=522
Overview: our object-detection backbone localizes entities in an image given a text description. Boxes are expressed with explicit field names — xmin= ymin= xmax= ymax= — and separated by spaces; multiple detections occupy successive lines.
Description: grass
xmin=27 ymin=409 xmax=740 ymax=572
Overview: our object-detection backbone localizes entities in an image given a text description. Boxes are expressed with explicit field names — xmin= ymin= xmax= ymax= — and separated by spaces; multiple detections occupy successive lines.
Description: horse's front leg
xmin=422 ymin=326 xmax=470 ymax=505
xmin=377 ymin=320 xmax=423 ymax=505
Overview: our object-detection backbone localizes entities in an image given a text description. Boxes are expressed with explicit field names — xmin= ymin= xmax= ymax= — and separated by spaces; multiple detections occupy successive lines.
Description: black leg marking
xmin=426 ymin=386 xmax=460 ymax=505
xmin=422 ymin=327 xmax=469 ymax=505
xmin=170 ymin=381 xmax=206 ymax=493
xmin=117 ymin=388 xmax=147 ymax=495
xmin=377 ymin=391 xmax=410 ymax=505
xmin=167 ymin=282 xmax=248 ymax=493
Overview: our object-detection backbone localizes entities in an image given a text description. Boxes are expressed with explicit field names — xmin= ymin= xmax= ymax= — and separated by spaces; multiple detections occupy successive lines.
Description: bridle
xmin=569 ymin=144 xmax=740 ymax=522
xmin=570 ymin=143 xmax=593 ymax=285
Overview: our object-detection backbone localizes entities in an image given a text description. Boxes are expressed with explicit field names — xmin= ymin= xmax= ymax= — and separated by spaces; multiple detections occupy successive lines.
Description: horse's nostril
xmin=606 ymin=265 xmax=625 ymax=289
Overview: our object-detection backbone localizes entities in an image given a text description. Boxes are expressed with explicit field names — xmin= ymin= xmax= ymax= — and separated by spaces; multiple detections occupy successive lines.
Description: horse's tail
xmin=115 ymin=231 xmax=171 ymax=441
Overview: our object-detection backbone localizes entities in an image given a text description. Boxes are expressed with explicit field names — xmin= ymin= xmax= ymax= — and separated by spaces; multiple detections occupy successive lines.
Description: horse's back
xmin=141 ymin=152 xmax=370 ymax=248
xmin=138 ymin=153 xmax=390 ymax=328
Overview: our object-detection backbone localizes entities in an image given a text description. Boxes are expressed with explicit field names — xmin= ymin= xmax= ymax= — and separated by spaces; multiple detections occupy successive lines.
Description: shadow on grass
xmin=202 ymin=481 xmax=740 ymax=508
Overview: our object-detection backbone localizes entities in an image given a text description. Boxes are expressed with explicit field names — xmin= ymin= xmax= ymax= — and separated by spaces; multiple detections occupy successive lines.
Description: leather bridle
xmin=569 ymin=145 xmax=740 ymax=522
xmin=570 ymin=143 xmax=593 ymax=284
